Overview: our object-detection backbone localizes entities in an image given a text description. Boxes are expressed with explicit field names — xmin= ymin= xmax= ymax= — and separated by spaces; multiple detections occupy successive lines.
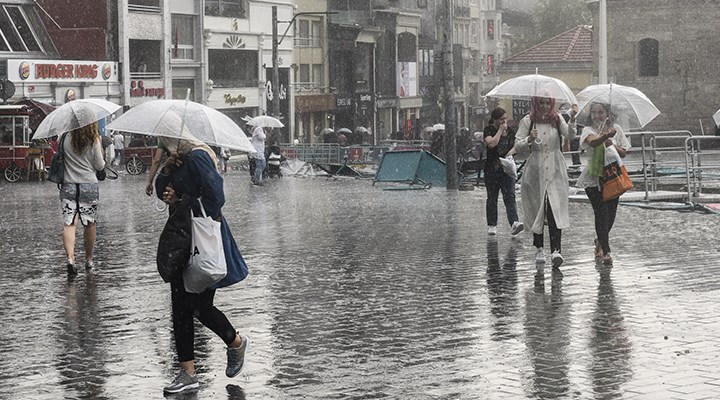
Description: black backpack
xmin=47 ymin=132 xmax=68 ymax=187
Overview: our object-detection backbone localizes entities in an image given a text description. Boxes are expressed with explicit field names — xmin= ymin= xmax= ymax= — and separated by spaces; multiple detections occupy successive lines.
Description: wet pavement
xmin=1 ymin=173 xmax=720 ymax=399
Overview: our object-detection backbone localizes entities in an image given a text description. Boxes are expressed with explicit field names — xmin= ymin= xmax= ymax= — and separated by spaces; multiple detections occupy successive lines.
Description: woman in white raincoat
xmin=515 ymin=95 xmax=577 ymax=267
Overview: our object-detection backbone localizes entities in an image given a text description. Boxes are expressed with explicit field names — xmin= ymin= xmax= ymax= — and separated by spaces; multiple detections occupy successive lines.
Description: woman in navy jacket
xmin=155 ymin=136 xmax=249 ymax=394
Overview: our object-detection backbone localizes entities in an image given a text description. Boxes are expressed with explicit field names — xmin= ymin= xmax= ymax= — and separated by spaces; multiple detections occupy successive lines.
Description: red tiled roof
xmin=505 ymin=25 xmax=593 ymax=63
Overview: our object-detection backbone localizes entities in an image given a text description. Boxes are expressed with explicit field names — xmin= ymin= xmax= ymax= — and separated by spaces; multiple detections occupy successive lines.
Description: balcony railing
xmin=294 ymin=37 xmax=323 ymax=48
xmin=128 ymin=4 xmax=161 ymax=13
xmin=130 ymin=71 xmax=163 ymax=80
xmin=294 ymin=82 xmax=328 ymax=93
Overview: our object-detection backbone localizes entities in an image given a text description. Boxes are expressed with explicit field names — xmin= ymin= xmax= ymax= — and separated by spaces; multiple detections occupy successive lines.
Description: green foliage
xmin=513 ymin=0 xmax=592 ymax=54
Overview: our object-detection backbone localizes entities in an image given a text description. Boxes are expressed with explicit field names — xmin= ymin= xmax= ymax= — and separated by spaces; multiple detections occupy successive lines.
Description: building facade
xmin=1 ymin=1 xmax=121 ymax=108
xmin=596 ymin=0 xmax=720 ymax=133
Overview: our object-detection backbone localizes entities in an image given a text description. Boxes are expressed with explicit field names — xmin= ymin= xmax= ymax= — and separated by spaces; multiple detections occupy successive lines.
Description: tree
xmin=512 ymin=0 xmax=592 ymax=54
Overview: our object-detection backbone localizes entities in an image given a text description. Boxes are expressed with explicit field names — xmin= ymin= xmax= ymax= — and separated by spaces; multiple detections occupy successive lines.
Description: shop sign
xmin=336 ymin=97 xmax=353 ymax=108
xmin=296 ymin=94 xmax=336 ymax=112
xmin=223 ymin=93 xmax=247 ymax=106
xmin=7 ymin=60 xmax=118 ymax=83
xmin=130 ymin=80 xmax=165 ymax=98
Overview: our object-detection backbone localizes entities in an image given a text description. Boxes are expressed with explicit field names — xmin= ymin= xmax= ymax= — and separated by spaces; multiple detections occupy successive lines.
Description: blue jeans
xmin=253 ymin=158 xmax=266 ymax=184
xmin=485 ymin=168 xmax=518 ymax=227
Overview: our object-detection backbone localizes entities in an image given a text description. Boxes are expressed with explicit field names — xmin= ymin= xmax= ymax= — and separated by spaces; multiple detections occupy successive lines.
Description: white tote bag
xmin=183 ymin=199 xmax=227 ymax=293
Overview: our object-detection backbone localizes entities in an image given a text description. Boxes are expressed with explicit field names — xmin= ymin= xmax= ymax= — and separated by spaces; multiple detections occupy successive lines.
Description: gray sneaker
xmin=163 ymin=369 xmax=199 ymax=394
xmin=84 ymin=260 xmax=95 ymax=270
xmin=226 ymin=336 xmax=249 ymax=378
xmin=510 ymin=221 xmax=524 ymax=236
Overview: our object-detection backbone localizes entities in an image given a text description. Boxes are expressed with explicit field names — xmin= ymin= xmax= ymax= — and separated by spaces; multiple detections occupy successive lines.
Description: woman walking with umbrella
xmin=575 ymin=102 xmax=630 ymax=265
xmin=60 ymin=121 xmax=106 ymax=274
xmin=156 ymin=133 xmax=250 ymax=394
xmin=515 ymin=94 xmax=577 ymax=267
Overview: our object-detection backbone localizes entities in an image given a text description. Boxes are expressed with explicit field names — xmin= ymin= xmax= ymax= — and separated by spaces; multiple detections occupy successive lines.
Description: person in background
xmin=250 ymin=124 xmax=267 ymax=185
xmin=483 ymin=107 xmax=523 ymax=237
xmin=60 ymin=121 xmax=106 ymax=275
xmin=112 ymin=131 xmax=124 ymax=166
xmin=575 ymin=102 xmax=630 ymax=265
xmin=155 ymin=134 xmax=250 ymax=394
xmin=219 ymin=147 xmax=231 ymax=174
xmin=514 ymin=95 xmax=577 ymax=268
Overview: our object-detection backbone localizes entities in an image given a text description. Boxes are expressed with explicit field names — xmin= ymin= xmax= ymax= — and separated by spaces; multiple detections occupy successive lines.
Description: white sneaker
xmin=551 ymin=251 xmax=564 ymax=268
xmin=510 ymin=221 xmax=524 ymax=236
xmin=535 ymin=248 xmax=546 ymax=264
xmin=488 ymin=226 xmax=497 ymax=235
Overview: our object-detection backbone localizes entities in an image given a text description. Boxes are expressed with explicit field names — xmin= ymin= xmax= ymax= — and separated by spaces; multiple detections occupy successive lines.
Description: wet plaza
xmin=1 ymin=172 xmax=720 ymax=399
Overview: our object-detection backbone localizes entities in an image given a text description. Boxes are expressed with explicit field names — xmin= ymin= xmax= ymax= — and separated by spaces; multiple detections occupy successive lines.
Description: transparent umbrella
xmin=105 ymin=99 xmax=254 ymax=152
xmin=246 ymin=115 xmax=284 ymax=128
xmin=485 ymin=72 xmax=577 ymax=105
xmin=32 ymin=99 xmax=122 ymax=139
xmin=576 ymin=83 xmax=660 ymax=129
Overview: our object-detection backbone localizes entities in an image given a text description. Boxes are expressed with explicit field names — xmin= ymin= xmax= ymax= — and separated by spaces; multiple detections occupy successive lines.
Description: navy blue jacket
xmin=156 ymin=149 xmax=248 ymax=288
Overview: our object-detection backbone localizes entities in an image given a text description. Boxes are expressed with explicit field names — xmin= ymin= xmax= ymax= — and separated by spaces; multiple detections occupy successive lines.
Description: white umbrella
xmin=576 ymin=83 xmax=660 ymax=129
xmin=432 ymin=123 xmax=445 ymax=131
xmin=485 ymin=73 xmax=578 ymax=105
xmin=32 ymin=98 xmax=122 ymax=139
xmin=246 ymin=115 xmax=284 ymax=128
xmin=355 ymin=126 xmax=369 ymax=134
xmin=337 ymin=128 xmax=352 ymax=134
xmin=106 ymin=99 xmax=254 ymax=152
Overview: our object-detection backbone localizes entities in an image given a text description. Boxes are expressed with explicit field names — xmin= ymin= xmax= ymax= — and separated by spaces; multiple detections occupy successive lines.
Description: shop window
xmin=208 ymin=49 xmax=258 ymax=87
xmin=171 ymin=14 xmax=195 ymax=61
xmin=129 ymin=39 xmax=162 ymax=78
xmin=172 ymin=79 xmax=196 ymax=100
xmin=639 ymin=38 xmax=659 ymax=77
xmin=205 ymin=0 xmax=247 ymax=19
xmin=0 ymin=5 xmax=42 ymax=52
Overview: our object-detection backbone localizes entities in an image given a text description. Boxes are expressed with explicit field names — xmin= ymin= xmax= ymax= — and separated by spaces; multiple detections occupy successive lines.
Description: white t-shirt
xmin=251 ymin=126 xmax=266 ymax=160
xmin=576 ymin=123 xmax=631 ymax=189
xmin=112 ymin=133 xmax=125 ymax=150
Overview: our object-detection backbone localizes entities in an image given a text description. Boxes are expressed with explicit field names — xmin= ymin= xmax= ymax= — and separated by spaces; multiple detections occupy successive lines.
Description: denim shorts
xmin=59 ymin=183 xmax=100 ymax=226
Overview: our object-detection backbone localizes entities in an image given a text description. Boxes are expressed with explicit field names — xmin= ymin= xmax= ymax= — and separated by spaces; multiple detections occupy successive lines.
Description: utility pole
xmin=598 ymin=0 xmax=608 ymax=84
xmin=272 ymin=6 xmax=280 ymax=118
xmin=442 ymin=0 xmax=457 ymax=189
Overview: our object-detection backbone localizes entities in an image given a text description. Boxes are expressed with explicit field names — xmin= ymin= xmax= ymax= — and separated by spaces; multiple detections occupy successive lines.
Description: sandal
xmin=594 ymin=238 xmax=603 ymax=258
xmin=602 ymin=253 xmax=613 ymax=265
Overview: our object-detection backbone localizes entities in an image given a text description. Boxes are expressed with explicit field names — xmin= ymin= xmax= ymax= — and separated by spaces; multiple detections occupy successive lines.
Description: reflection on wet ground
xmin=1 ymin=175 xmax=719 ymax=399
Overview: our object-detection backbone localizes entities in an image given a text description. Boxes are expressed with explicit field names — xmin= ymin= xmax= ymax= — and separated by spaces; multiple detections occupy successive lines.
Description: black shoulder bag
xmin=156 ymin=195 xmax=196 ymax=282
xmin=47 ymin=132 xmax=68 ymax=188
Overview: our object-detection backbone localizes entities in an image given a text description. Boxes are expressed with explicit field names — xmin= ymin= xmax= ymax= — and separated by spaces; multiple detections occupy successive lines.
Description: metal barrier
xmin=280 ymin=143 xmax=342 ymax=164
xmin=684 ymin=136 xmax=720 ymax=201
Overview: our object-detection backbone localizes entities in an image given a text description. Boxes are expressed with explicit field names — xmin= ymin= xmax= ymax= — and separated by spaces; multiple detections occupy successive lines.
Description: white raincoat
xmin=515 ymin=115 xmax=577 ymax=234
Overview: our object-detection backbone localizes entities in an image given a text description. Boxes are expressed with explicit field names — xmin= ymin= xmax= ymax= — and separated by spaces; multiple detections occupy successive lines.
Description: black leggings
xmin=171 ymin=280 xmax=237 ymax=362
xmin=585 ymin=186 xmax=619 ymax=255
xmin=532 ymin=199 xmax=562 ymax=253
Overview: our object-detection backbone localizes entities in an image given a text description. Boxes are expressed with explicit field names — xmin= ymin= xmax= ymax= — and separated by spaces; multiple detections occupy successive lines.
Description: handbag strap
xmin=194 ymin=198 xmax=208 ymax=219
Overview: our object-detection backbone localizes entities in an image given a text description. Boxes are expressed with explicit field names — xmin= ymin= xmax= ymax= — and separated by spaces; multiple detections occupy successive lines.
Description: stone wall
xmin=601 ymin=0 xmax=720 ymax=134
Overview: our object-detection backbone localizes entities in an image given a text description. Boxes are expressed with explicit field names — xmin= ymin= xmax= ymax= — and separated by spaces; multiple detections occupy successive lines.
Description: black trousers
xmin=532 ymin=199 xmax=562 ymax=253
xmin=585 ymin=186 xmax=619 ymax=255
xmin=171 ymin=279 xmax=237 ymax=362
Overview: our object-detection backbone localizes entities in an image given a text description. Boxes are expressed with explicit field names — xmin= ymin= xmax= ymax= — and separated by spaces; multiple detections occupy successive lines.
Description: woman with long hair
xmin=514 ymin=95 xmax=577 ymax=268
xmin=575 ymin=102 xmax=630 ymax=265
xmin=60 ymin=121 xmax=105 ymax=275
xmin=483 ymin=107 xmax=523 ymax=237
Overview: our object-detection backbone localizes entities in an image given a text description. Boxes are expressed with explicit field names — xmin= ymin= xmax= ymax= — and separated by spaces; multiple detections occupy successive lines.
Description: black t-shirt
xmin=483 ymin=125 xmax=515 ymax=172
